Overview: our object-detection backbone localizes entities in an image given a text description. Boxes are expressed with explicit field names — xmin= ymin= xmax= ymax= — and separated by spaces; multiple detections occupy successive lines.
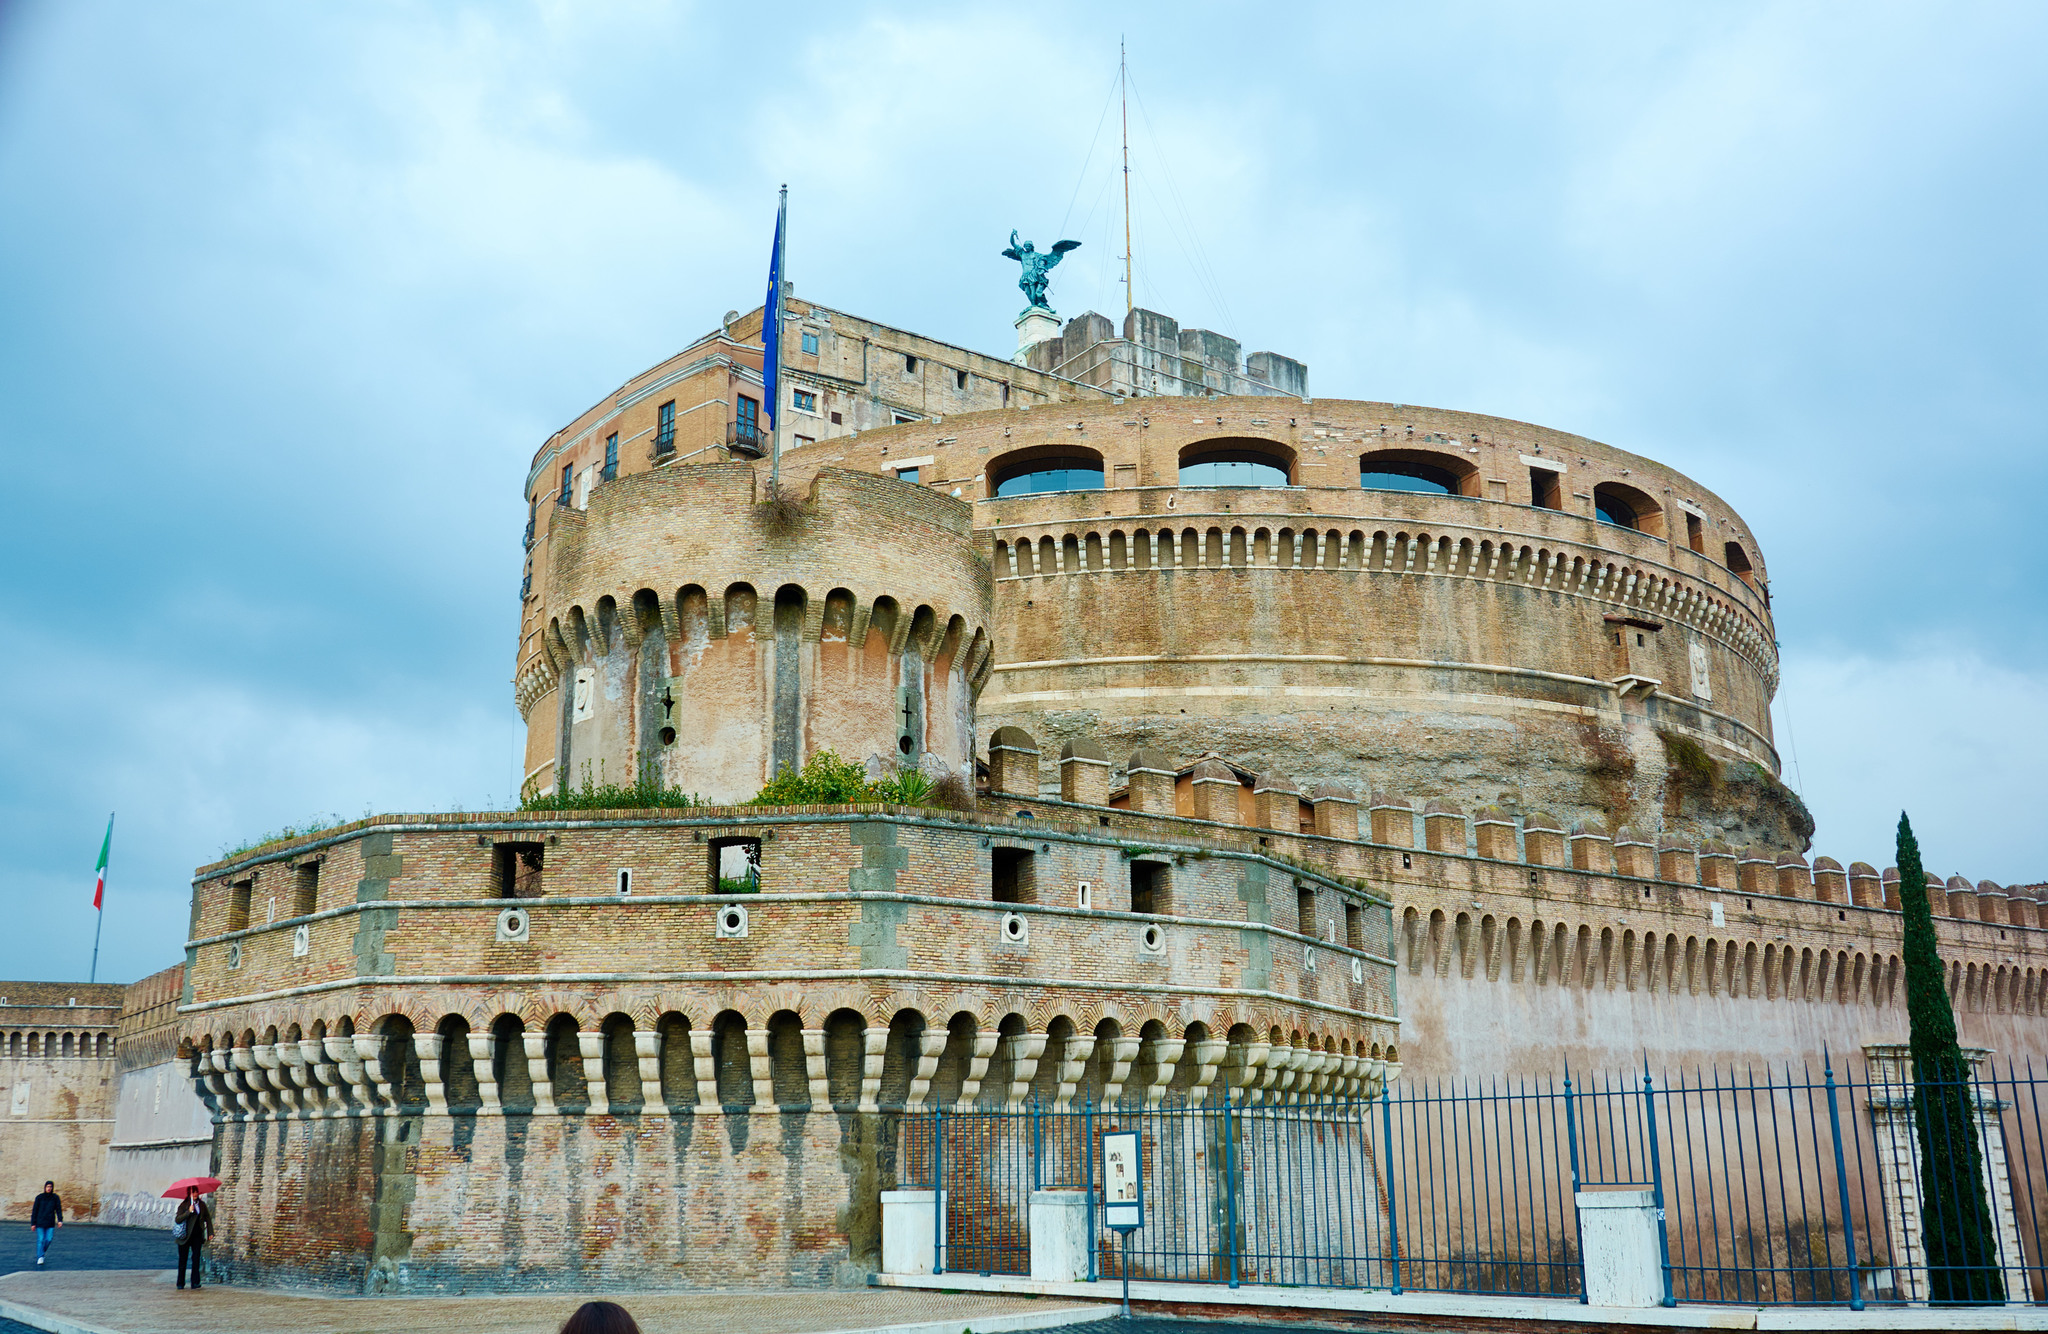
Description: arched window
xmin=989 ymin=446 xmax=1104 ymax=497
xmin=1357 ymin=449 xmax=1475 ymax=497
xmin=1595 ymin=489 xmax=1636 ymax=528
xmin=1179 ymin=439 xmax=1293 ymax=488
xmin=1593 ymin=482 xmax=1664 ymax=537
xmin=1725 ymin=541 xmax=1755 ymax=586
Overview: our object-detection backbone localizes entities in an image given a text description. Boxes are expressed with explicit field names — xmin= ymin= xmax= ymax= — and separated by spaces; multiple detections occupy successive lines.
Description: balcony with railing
xmin=727 ymin=420 xmax=766 ymax=458
xmin=652 ymin=423 xmax=676 ymax=459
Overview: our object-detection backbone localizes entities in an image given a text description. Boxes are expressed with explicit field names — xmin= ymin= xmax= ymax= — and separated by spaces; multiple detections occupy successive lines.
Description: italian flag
xmin=93 ymin=814 xmax=112 ymax=911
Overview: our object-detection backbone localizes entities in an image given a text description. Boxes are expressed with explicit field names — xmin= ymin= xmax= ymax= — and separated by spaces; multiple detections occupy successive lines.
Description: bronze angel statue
xmin=1001 ymin=230 xmax=1081 ymax=310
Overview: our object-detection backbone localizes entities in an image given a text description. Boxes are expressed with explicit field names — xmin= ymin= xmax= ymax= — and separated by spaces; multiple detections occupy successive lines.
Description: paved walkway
xmin=0 ymin=1270 xmax=1117 ymax=1334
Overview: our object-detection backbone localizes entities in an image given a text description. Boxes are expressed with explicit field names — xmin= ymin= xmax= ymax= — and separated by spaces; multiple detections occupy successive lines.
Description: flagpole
xmin=771 ymin=183 xmax=787 ymax=495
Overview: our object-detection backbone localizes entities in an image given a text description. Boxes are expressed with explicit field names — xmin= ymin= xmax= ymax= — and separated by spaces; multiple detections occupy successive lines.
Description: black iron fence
xmin=897 ymin=1055 xmax=2048 ymax=1307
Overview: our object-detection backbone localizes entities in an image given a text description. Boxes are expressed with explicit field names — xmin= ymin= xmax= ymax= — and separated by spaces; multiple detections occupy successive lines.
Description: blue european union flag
xmin=761 ymin=189 xmax=786 ymax=439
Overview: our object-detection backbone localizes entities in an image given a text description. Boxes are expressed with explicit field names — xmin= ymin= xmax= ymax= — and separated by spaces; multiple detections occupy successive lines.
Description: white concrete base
xmin=1578 ymin=1188 xmax=1665 ymax=1307
xmin=1014 ymin=306 xmax=1059 ymax=362
xmin=1029 ymin=1189 xmax=1089 ymax=1282
xmin=879 ymin=1189 xmax=943 ymax=1277
xmin=872 ymin=1271 xmax=2048 ymax=1330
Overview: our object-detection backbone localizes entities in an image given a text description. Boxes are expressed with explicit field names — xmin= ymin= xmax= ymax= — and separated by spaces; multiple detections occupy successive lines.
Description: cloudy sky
xmin=1 ymin=2 xmax=2042 ymax=984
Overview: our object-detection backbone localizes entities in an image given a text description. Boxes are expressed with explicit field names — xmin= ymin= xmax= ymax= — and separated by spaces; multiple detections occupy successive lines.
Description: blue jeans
xmin=33 ymin=1227 xmax=53 ymax=1261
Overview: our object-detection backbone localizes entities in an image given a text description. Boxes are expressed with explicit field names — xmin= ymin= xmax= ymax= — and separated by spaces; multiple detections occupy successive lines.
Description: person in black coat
xmin=174 ymin=1186 xmax=212 ymax=1290
xmin=29 ymin=1182 xmax=61 ymax=1267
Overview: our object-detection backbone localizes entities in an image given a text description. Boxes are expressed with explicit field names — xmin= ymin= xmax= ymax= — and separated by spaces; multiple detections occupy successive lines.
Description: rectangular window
xmin=1686 ymin=512 xmax=1705 ymax=553
xmin=494 ymin=842 xmax=545 ymax=898
xmin=955 ymin=369 xmax=968 ymax=390
xmin=829 ymin=411 xmax=843 ymax=426
xmin=228 ymin=879 xmax=253 ymax=932
xmin=904 ymin=354 xmax=919 ymax=374
xmin=602 ymin=432 xmax=618 ymax=481
xmin=293 ymin=862 xmax=319 ymax=917
xmin=991 ymin=847 xmax=1035 ymax=903
xmin=892 ymin=412 xmax=916 ymax=425
xmin=559 ymin=463 xmax=572 ymax=504
xmin=655 ymin=400 xmax=677 ymax=455
xmin=736 ymin=394 xmax=760 ymax=446
xmin=792 ymin=389 xmax=817 ymax=413
xmin=1130 ymin=860 xmax=1170 ymax=915
xmin=711 ymin=839 xmax=761 ymax=893
xmin=794 ymin=434 xmax=815 ymax=448
xmin=801 ymin=331 xmax=820 ymax=355
xmin=1345 ymin=903 xmax=1363 ymax=952
xmin=895 ymin=467 xmax=920 ymax=483
xmin=1297 ymin=885 xmax=1318 ymax=938
xmin=1529 ymin=467 xmax=1560 ymax=510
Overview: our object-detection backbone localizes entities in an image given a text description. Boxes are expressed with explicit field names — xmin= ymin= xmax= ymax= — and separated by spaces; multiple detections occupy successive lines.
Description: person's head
xmin=185 ymin=1186 xmax=198 ymax=1202
xmin=42 ymin=1181 xmax=52 ymax=1192
xmin=559 ymin=1301 xmax=642 ymax=1334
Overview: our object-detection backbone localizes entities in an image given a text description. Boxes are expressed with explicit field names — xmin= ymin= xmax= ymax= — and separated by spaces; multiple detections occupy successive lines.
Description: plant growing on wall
xmin=1897 ymin=810 xmax=2003 ymax=1303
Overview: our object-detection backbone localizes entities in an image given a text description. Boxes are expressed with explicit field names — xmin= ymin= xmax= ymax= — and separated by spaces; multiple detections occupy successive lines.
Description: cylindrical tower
xmin=517 ymin=464 xmax=992 ymax=803
xmin=770 ymin=396 xmax=1803 ymax=851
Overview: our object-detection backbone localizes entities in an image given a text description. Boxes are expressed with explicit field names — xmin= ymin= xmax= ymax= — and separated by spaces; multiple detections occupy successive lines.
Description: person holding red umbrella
xmin=163 ymin=1177 xmax=218 ymax=1290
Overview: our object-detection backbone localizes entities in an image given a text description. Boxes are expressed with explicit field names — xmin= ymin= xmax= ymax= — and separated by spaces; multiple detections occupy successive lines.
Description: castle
xmin=9 ymin=287 xmax=2039 ymax=1299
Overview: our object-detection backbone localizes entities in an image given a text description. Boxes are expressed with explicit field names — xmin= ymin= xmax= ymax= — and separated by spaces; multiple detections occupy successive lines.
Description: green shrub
xmin=522 ymin=762 xmax=705 ymax=812
xmin=749 ymin=750 xmax=975 ymax=811
xmin=750 ymin=750 xmax=876 ymax=805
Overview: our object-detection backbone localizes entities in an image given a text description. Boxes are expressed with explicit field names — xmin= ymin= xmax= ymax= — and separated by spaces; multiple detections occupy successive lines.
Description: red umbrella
xmin=160 ymin=1177 xmax=222 ymax=1199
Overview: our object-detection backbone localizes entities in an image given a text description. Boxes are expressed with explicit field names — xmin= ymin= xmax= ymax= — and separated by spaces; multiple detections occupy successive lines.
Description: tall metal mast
xmin=1121 ymin=40 xmax=1133 ymax=316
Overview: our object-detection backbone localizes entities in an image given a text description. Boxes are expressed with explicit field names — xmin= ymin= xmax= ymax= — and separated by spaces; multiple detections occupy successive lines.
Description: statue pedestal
xmin=1014 ymin=306 xmax=1060 ymax=366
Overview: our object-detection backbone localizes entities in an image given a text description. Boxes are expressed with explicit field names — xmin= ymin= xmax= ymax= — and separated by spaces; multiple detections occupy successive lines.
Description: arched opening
xmin=1725 ymin=541 xmax=1755 ymax=587
xmin=1593 ymin=482 xmax=1665 ymax=537
xmin=494 ymin=1016 xmax=532 ymax=1110
xmin=657 ymin=1013 xmax=697 ymax=1111
xmin=711 ymin=1010 xmax=753 ymax=1109
xmin=1178 ymin=439 xmax=1293 ymax=488
xmin=601 ymin=1013 xmax=642 ymax=1111
xmin=824 ymin=1009 xmax=867 ymax=1109
xmin=989 ymin=445 xmax=1105 ymax=498
xmin=544 ymin=1014 xmax=589 ymax=1112
xmin=1357 ymin=448 xmax=1477 ymax=497
xmin=438 ymin=1015 xmax=480 ymax=1113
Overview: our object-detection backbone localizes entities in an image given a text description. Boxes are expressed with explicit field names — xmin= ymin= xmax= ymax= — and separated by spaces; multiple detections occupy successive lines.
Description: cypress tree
xmin=1897 ymin=810 xmax=2003 ymax=1303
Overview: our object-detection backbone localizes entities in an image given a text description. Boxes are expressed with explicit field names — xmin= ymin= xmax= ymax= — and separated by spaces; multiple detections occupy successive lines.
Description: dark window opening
xmin=602 ymin=432 xmax=618 ymax=482
xmin=1296 ymin=885 xmax=1318 ymax=938
xmin=1685 ymin=512 xmax=1705 ymax=553
xmin=710 ymin=838 xmax=761 ymax=894
xmin=1529 ymin=467 xmax=1561 ymax=510
xmin=1725 ymin=541 xmax=1755 ymax=586
xmin=1345 ymin=904 xmax=1364 ymax=951
xmin=1361 ymin=461 xmax=1458 ymax=495
xmin=558 ymin=463 xmax=573 ymax=505
xmin=896 ymin=467 xmax=920 ymax=483
xmin=992 ymin=847 xmax=1035 ymax=903
xmin=227 ymin=879 xmax=253 ymax=932
xmin=735 ymin=394 xmax=761 ymax=448
xmin=1001 ymin=383 xmax=1010 ymax=407
xmin=292 ymin=862 xmax=319 ymax=917
xmin=829 ymin=411 xmax=843 ymax=425
xmin=492 ymin=1017 xmax=533 ymax=1112
xmin=955 ymin=369 xmax=968 ymax=390
xmin=993 ymin=452 xmax=1105 ymax=497
xmin=904 ymin=354 xmax=919 ymax=374
xmin=1130 ymin=859 xmax=1170 ymax=915
xmin=1637 ymin=633 xmax=1645 ymax=646
xmin=655 ymin=400 xmax=677 ymax=456
xmin=494 ymin=842 xmax=544 ymax=898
